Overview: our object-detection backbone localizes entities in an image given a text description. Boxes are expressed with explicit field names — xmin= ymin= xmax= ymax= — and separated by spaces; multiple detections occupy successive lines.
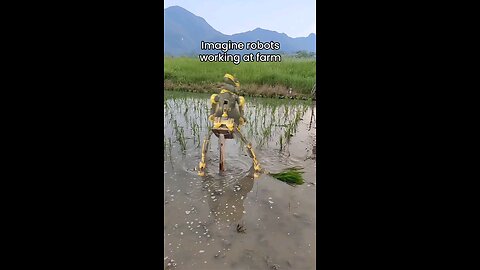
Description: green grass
xmin=269 ymin=167 xmax=305 ymax=185
xmin=164 ymin=56 xmax=316 ymax=96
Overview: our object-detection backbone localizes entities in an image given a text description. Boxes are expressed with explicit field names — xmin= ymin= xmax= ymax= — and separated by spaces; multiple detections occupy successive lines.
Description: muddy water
xmin=164 ymin=91 xmax=316 ymax=270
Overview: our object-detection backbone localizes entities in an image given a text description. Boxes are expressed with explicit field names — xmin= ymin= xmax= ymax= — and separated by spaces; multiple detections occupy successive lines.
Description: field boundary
xmin=164 ymin=57 xmax=316 ymax=99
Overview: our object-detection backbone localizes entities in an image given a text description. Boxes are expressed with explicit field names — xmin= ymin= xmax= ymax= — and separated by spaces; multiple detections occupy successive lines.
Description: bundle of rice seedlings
xmin=268 ymin=166 xmax=305 ymax=186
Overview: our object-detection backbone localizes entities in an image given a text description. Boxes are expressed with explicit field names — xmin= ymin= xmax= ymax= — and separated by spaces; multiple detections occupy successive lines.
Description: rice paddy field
xmin=164 ymin=90 xmax=316 ymax=269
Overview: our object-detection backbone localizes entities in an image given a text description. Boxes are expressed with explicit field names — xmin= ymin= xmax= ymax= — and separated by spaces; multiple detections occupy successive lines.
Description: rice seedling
xmin=279 ymin=134 xmax=283 ymax=152
xmin=268 ymin=167 xmax=305 ymax=186
xmin=167 ymin=137 xmax=174 ymax=168
xmin=178 ymin=127 xmax=187 ymax=152
xmin=171 ymin=119 xmax=187 ymax=153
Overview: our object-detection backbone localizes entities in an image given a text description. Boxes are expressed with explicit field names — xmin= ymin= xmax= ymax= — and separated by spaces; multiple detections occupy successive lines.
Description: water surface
xmin=164 ymin=91 xmax=316 ymax=269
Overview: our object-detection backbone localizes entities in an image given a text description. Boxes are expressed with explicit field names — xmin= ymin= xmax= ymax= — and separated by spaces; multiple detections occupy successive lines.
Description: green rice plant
xmin=178 ymin=127 xmax=187 ymax=152
xmin=284 ymin=124 xmax=293 ymax=144
xmin=168 ymin=138 xmax=172 ymax=156
xmin=279 ymin=134 xmax=283 ymax=152
xmin=269 ymin=167 xmax=305 ymax=185
xmin=167 ymin=137 xmax=174 ymax=168
xmin=191 ymin=121 xmax=200 ymax=148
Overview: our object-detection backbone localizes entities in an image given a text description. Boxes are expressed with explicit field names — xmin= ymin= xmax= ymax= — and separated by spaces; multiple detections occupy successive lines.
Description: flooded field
xmin=164 ymin=91 xmax=316 ymax=270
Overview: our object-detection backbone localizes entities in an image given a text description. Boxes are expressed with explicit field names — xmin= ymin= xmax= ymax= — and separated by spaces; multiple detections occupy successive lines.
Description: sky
xmin=164 ymin=0 xmax=316 ymax=38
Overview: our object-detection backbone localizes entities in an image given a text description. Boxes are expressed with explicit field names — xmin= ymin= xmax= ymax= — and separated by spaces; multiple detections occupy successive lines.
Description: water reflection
xmin=202 ymin=166 xmax=255 ymax=225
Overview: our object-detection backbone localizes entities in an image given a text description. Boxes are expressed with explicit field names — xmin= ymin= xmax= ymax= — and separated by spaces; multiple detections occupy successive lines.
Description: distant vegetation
xmin=164 ymin=56 xmax=316 ymax=98
xmin=293 ymin=50 xmax=316 ymax=58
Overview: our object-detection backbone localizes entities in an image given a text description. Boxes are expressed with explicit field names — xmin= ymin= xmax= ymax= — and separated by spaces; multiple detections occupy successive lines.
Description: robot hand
xmin=239 ymin=117 xmax=246 ymax=126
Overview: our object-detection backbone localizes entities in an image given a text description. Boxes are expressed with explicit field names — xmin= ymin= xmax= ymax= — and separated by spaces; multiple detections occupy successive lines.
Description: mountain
xmin=164 ymin=6 xmax=316 ymax=56
xmin=164 ymin=6 xmax=226 ymax=55
xmin=230 ymin=28 xmax=316 ymax=54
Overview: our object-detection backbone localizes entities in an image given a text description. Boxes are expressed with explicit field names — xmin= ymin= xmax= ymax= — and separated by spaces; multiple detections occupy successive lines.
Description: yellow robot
xmin=198 ymin=74 xmax=261 ymax=178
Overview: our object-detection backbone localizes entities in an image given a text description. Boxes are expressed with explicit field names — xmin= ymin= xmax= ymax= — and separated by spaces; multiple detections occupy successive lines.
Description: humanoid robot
xmin=198 ymin=74 xmax=261 ymax=178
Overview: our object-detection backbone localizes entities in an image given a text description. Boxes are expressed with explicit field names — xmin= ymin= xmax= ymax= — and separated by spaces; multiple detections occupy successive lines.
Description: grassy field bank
xmin=164 ymin=56 xmax=316 ymax=98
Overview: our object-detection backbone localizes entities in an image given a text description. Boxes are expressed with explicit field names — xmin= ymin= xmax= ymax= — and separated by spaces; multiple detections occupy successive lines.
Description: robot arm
xmin=238 ymin=96 xmax=246 ymax=125
xmin=209 ymin=94 xmax=220 ymax=122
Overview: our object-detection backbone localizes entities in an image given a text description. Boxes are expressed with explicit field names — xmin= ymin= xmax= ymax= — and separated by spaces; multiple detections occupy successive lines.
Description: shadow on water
xmin=202 ymin=166 xmax=255 ymax=226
